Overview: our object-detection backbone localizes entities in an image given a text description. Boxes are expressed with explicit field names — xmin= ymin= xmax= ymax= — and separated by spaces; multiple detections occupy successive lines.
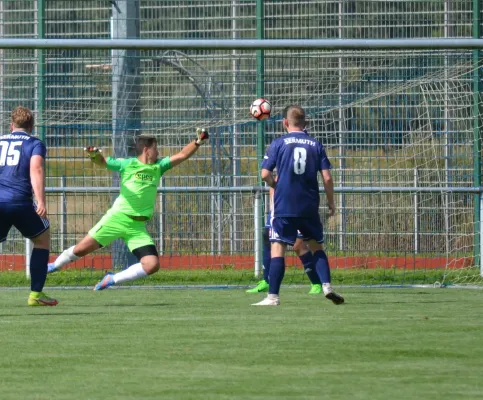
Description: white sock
xmin=53 ymin=246 xmax=80 ymax=269
xmin=113 ymin=263 xmax=148 ymax=284
xmin=322 ymin=283 xmax=332 ymax=295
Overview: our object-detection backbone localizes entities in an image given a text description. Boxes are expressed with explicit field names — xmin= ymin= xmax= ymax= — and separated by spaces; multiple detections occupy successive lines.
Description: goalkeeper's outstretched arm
xmin=169 ymin=128 xmax=209 ymax=167
xmin=84 ymin=146 xmax=107 ymax=168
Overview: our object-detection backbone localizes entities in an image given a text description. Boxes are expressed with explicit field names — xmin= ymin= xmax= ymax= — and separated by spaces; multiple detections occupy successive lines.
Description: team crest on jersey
xmin=135 ymin=172 xmax=154 ymax=181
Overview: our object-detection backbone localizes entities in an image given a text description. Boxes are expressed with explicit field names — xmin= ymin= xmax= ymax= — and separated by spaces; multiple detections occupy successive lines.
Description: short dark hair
xmin=282 ymin=105 xmax=306 ymax=129
xmin=135 ymin=134 xmax=157 ymax=156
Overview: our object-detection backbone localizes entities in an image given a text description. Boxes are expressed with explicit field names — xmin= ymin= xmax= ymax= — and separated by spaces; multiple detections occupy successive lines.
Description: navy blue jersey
xmin=0 ymin=131 xmax=46 ymax=204
xmin=261 ymin=131 xmax=331 ymax=218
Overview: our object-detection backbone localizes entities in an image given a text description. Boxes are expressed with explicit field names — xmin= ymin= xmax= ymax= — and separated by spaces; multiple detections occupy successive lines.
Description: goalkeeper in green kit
xmin=47 ymin=129 xmax=209 ymax=290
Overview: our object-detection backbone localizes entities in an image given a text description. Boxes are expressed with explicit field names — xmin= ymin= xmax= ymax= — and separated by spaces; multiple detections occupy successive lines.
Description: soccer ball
xmin=250 ymin=98 xmax=272 ymax=121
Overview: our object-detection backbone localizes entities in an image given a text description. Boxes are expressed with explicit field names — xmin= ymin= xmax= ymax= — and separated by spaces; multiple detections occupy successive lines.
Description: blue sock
xmin=313 ymin=250 xmax=331 ymax=284
xmin=263 ymin=242 xmax=271 ymax=282
xmin=30 ymin=248 xmax=49 ymax=292
xmin=268 ymin=257 xmax=285 ymax=295
xmin=299 ymin=252 xmax=321 ymax=285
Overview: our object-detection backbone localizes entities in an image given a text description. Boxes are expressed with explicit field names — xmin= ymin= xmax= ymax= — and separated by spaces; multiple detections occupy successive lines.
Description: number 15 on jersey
xmin=0 ymin=141 xmax=22 ymax=166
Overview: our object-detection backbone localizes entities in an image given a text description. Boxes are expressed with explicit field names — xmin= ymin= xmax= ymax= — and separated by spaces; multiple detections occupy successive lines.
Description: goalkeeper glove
xmin=195 ymin=128 xmax=209 ymax=146
xmin=84 ymin=146 xmax=102 ymax=160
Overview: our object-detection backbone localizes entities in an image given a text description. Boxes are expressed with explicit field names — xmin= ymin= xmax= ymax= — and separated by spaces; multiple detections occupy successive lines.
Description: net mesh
xmin=0 ymin=0 xmax=482 ymax=287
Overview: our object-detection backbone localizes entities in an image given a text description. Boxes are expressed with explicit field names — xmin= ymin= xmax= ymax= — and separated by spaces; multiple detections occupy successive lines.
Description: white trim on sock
xmin=113 ymin=263 xmax=148 ymax=284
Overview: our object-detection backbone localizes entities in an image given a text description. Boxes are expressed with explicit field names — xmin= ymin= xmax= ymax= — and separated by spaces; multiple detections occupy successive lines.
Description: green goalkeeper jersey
xmin=106 ymin=156 xmax=172 ymax=219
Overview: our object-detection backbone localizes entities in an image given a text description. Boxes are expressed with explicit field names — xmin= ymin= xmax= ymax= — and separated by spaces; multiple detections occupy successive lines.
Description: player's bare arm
xmin=321 ymin=169 xmax=335 ymax=216
xmin=261 ymin=168 xmax=277 ymax=189
xmin=169 ymin=128 xmax=209 ymax=167
xmin=84 ymin=146 xmax=106 ymax=168
xmin=30 ymin=154 xmax=47 ymax=218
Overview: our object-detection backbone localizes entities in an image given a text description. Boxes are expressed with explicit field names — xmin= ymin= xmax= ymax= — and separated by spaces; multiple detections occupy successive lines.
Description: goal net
xmin=0 ymin=46 xmax=482 ymax=288
xmin=0 ymin=1 xmax=481 ymax=288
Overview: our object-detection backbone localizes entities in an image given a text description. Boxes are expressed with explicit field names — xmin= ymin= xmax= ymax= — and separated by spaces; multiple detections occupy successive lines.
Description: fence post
xmin=254 ymin=190 xmax=262 ymax=277
xmin=337 ymin=0 xmax=346 ymax=252
xmin=480 ymin=190 xmax=483 ymax=277
xmin=159 ymin=177 xmax=165 ymax=255
xmin=414 ymin=168 xmax=419 ymax=254
xmin=210 ymin=174 xmax=215 ymax=255
xmin=60 ymin=176 xmax=67 ymax=250
xmin=218 ymin=190 xmax=223 ymax=255
xmin=231 ymin=0 xmax=239 ymax=255
xmin=111 ymin=0 xmax=141 ymax=270
xmin=472 ymin=0 xmax=482 ymax=268
xmin=255 ymin=0 xmax=265 ymax=272
xmin=36 ymin=0 xmax=46 ymax=142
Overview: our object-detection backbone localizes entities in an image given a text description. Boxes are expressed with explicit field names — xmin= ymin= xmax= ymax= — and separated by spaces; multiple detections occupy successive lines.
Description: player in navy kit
xmin=246 ymin=183 xmax=323 ymax=294
xmin=253 ymin=105 xmax=344 ymax=306
xmin=0 ymin=106 xmax=58 ymax=306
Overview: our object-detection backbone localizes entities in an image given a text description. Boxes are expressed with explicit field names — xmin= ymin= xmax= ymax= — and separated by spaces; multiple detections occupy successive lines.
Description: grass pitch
xmin=0 ymin=288 xmax=482 ymax=400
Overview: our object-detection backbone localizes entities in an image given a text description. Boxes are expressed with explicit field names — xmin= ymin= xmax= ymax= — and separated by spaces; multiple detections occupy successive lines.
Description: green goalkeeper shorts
xmin=88 ymin=209 xmax=154 ymax=252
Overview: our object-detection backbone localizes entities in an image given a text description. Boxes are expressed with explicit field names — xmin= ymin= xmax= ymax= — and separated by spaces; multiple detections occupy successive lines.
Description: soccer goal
xmin=0 ymin=38 xmax=482 ymax=288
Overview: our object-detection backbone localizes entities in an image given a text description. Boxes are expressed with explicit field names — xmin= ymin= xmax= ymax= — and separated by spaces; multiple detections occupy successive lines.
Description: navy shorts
xmin=269 ymin=216 xmax=324 ymax=246
xmin=0 ymin=203 xmax=50 ymax=242
xmin=266 ymin=211 xmax=303 ymax=240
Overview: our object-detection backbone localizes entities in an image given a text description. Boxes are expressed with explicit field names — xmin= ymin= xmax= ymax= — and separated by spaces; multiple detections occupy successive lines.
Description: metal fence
xmin=2 ymin=167 xmax=475 ymax=254
xmin=0 ymin=1 xmax=482 ymax=282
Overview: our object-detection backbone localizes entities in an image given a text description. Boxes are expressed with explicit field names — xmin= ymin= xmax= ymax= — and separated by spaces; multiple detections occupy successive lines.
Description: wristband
xmin=194 ymin=141 xmax=200 ymax=147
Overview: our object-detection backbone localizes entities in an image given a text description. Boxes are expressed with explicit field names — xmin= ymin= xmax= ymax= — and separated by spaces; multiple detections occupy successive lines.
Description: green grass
xmin=1 ymin=288 xmax=482 ymax=400
xmin=2 ymin=266 xmax=483 ymax=288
